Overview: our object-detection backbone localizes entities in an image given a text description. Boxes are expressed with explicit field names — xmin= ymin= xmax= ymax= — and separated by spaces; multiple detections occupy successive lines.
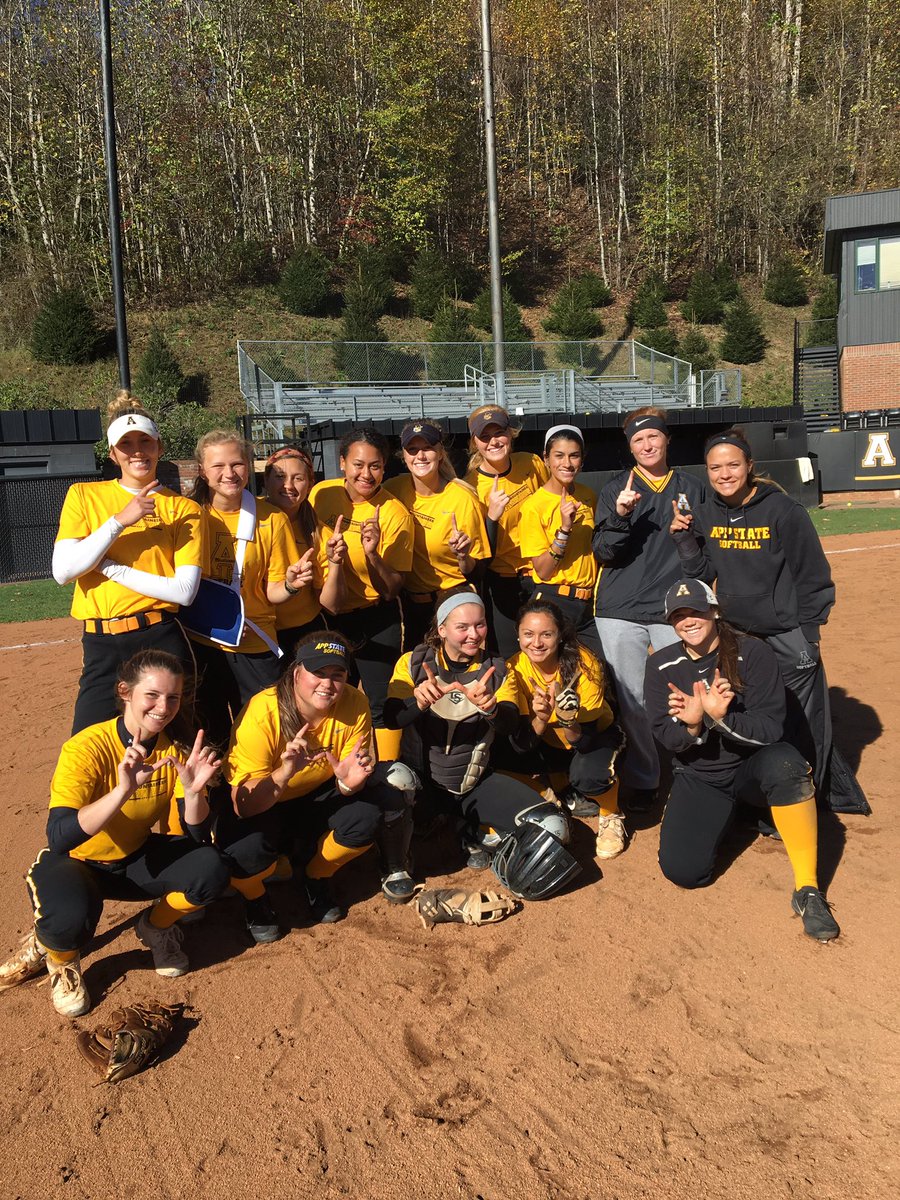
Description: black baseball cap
xmin=468 ymin=407 xmax=511 ymax=438
xmin=294 ymin=638 xmax=351 ymax=672
xmin=400 ymin=421 xmax=444 ymax=449
xmin=664 ymin=579 xmax=719 ymax=620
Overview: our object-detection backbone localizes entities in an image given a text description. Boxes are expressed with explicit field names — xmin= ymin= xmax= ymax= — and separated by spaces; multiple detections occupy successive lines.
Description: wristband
xmin=336 ymin=778 xmax=353 ymax=795
xmin=556 ymin=717 xmax=576 ymax=728
xmin=548 ymin=549 xmax=563 ymax=562
xmin=283 ymin=577 xmax=300 ymax=596
xmin=554 ymin=528 xmax=570 ymax=541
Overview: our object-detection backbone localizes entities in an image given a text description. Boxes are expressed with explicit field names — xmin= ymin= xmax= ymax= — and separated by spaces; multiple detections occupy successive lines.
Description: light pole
xmin=479 ymin=0 xmax=504 ymax=405
xmin=99 ymin=0 xmax=130 ymax=389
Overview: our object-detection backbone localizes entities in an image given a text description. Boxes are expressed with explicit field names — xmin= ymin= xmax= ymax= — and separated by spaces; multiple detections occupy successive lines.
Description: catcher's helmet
xmin=515 ymin=800 xmax=570 ymax=845
xmin=491 ymin=824 xmax=581 ymax=901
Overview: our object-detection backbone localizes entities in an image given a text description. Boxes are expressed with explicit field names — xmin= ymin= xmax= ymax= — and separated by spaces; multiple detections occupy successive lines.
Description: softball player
xmin=53 ymin=392 xmax=202 ymax=734
xmin=592 ymin=408 xmax=706 ymax=811
xmin=644 ymin=579 xmax=839 ymax=942
xmin=216 ymin=634 xmax=401 ymax=935
xmin=384 ymin=419 xmax=490 ymax=651
xmin=186 ymin=431 xmax=314 ymax=751
xmin=309 ymin=428 xmax=414 ymax=729
xmin=498 ymin=598 xmax=626 ymax=857
xmin=518 ymin=425 xmax=601 ymax=658
xmin=464 ymin=405 xmax=547 ymax=657
xmin=0 ymin=650 xmax=229 ymax=1016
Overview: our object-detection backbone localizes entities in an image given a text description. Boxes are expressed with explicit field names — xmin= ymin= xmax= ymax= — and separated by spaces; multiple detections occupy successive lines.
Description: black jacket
xmin=672 ymin=482 xmax=834 ymax=641
xmin=643 ymin=634 xmax=786 ymax=781
xmin=593 ymin=467 xmax=706 ymax=623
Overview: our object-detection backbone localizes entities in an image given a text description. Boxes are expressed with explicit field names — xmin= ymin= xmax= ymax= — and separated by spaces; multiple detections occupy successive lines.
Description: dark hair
xmin=715 ymin=619 xmax=746 ymax=694
xmin=263 ymin=446 xmax=317 ymax=543
xmin=704 ymin=425 xmax=783 ymax=494
xmin=515 ymin=598 xmax=592 ymax=690
xmin=544 ymin=428 xmax=584 ymax=454
xmin=338 ymin=426 xmax=390 ymax=464
xmin=276 ymin=630 xmax=352 ymax=742
xmin=423 ymin=584 xmax=482 ymax=652
xmin=115 ymin=649 xmax=194 ymax=752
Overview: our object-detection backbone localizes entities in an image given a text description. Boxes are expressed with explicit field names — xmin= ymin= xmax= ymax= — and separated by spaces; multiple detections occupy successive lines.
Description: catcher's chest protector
xmin=403 ymin=646 xmax=505 ymax=796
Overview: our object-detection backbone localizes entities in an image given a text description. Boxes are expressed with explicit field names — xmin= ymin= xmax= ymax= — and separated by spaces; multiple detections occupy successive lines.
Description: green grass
xmin=811 ymin=507 xmax=900 ymax=537
xmin=1 ymin=579 xmax=73 ymax=624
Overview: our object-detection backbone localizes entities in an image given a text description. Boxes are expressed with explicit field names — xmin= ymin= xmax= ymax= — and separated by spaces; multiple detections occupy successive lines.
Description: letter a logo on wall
xmin=861 ymin=433 xmax=896 ymax=469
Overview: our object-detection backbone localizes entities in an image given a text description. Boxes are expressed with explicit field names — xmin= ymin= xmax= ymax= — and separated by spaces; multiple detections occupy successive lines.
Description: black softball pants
xmin=72 ymin=616 xmax=196 ymax=735
xmin=659 ymin=743 xmax=813 ymax=890
xmin=426 ymin=770 xmax=539 ymax=837
xmin=762 ymin=628 xmax=832 ymax=795
xmin=496 ymin=723 xmax=625 ymax=797
xmin=26 ymin=837 xmax=230 ymax=953
xmin=215 ymin=778 xmax=396 ymax=878
xmin=191 ymin=641 xmax=282 ymax=751
xmin=328 ymin=600 xmax=402 ymax=726
xmin=483 ymin=570 xmax=533 ymax=659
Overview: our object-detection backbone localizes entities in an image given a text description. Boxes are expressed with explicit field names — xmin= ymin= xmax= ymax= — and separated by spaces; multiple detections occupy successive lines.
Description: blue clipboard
xmin=180 ymin=578 xmax=245 ymax=648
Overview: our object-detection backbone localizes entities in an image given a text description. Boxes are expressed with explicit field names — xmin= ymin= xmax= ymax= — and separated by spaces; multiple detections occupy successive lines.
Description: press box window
xmin=855 ymin=236 xmax=900 ymax=292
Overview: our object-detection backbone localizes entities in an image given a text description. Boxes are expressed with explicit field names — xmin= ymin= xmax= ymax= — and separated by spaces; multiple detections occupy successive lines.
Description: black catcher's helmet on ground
xmin=491 ymin=824 xmax=581 ymax=901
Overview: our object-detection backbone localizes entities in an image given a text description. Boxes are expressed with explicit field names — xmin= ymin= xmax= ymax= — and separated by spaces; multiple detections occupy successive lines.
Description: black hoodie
xmin=673 ymin=482 xmax=834 ymax=641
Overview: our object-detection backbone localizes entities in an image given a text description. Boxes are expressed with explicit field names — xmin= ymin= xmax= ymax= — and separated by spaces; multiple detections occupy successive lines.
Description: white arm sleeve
xmin=97 ymin=561 xmax=202 ymax=606
xmin=52 ymin=518 xmax=123 ymax=584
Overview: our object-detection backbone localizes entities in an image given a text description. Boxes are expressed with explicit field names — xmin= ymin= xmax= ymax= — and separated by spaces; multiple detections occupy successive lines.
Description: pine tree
xmin=472 ymin=287 xmax=533 ymax=369
xmin=680 ymin=270 xmax=724 ymax=324
xmin=333 ymin=279 xmax=386 ymax=375
xmin=712 ymin=262 xmax=739 ymax=304
xmin=427 ymin=299 xmax=480 ymax=380
xmin=135 ymin=329 xmax=186 ymax=412
xmin=627 ymin=276 xmax=667 ymax=328
xmin=277 ymin=246 xmax=332 ymax=315
xmin=804 ymin=277 xmax=838 ymax=347
xmin=572 ymin=271 xmax=612 ymax=307
xmin=543 ymin=282 xmax=603 ymax=340
xmin=470 ymin=286 xmax=494 ymax=332
xmin=764 ymin=257 xmax=809 ymax=306
xmin=638 ymin=325 xmax=679 ymax=357
xmin=349 ymin=245 xmax=394 ymax=314
xmin=720 ymin=290 xmax=768 ymax=363
xmin=410 ymin=248 xmax=453 ymax=320
xmin=679 ymin=327 xmax=716 ymax=373
xmin=30 ymin=289 xmax=101 ymax=365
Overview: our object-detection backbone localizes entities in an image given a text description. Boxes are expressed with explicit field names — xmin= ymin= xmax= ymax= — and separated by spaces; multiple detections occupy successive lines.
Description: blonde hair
xmin=466 ymin=404 xmax=521 ymax=472
xmin=107 ymin=389 xmax=154 ymax=423
xmin=191 ymin=429 xmax=254 ymax=506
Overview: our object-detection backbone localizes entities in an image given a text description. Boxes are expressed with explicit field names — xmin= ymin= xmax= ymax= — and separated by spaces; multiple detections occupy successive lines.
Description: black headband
xmin=705 ymin=433 xmax=752 ymax=458
xmin=624 ymin=414 xmax=668 ymax=440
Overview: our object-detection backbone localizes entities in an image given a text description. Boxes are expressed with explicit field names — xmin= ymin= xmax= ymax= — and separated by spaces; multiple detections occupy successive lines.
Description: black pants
xmin=531 ymin=585 xmax=602 ymax=660
xmin=495 ymin=723 xmax=624 ymax=797
xmin=762 ymin=628 xmax=832 ymax=795
xmin=26 ymin=837 xmax=230 ymax=953
xmin=215 ymin=778 xmax=395 ymax=878
xmin=72 ymin=616 xmax=196 ymax=735
xmin=191 ymin=641 xmax=282 ymax=751
xmin=658 ymin=744 xmax=813 ymax=890
xmin=424 ymin=769 xmax=539 ymax=837
xmin=328 ymin=600 xmax=402 ymax=725
xmin=483 ymin=570 xmax=533 ymax=659
xmin=276 ymin=612 xmax=329 ymax=664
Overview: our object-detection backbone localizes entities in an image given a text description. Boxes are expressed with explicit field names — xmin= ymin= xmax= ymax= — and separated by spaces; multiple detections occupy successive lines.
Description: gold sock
xmin=150 ymin=891 xmax=202 ymax=929
xmin=45 ymin=947 xmax=78 ymax=965
xmin=230 ymin=865 xmax=277 ymax=902
xmin=594 ymin=779 xmax=621 ymax=818
xmin=770 ymin=798 xmax=819 ymax=891
xmin=374 ymin=727 xmax=402 ymax=761
xmin=305 ymin=832 xmax=369 ymax=880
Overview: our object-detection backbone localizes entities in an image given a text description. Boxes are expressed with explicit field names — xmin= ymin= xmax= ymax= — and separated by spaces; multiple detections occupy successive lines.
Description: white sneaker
xmin=136 ymin=911 xmax=189 ymax=978
xmin=0 ymin=929 xmax=46 ymax=990
xmin=46 ymin=954 xmax=91 ymax=1018
xmin=595 ymin=813 xmax=627 ymax=860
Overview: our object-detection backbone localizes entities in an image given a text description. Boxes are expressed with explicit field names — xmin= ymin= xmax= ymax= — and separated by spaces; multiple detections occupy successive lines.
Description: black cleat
xmin=381 ymin=870 xmax=416 ymax=904
xmin=792 ymin=887 xmax=840 ymax=942
xmin=622 ymin=787 xmax=657 ymax=814
xmin=245 ymin=894 xmax=285 ymax=944
xmin=304 ymin=877 xmax=343 ymax=924
xmin=561 ymin=788 xmax=600 ymax=819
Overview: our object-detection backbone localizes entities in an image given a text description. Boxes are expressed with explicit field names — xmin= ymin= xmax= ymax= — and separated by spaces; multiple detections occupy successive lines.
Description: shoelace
xmin=51 ymin=964 xmax=83 ymax=994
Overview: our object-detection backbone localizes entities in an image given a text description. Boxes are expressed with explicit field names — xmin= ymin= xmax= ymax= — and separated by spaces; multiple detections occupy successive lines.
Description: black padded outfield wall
xmin=809 ymin=429 xmax=900 ymax=492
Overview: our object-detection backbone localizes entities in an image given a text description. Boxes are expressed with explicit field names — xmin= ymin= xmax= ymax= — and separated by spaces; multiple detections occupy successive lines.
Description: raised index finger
xmin=626 ymin=470 xmax=634 ymax=492
xmin=139 ymin=481 xmax=158 ymax=497
xmin=423 ymin=662 xmax=438 ymax=685
xmin=480 ymin=665 xmax=496 ymax=686
xmin=333 ymin=514 xmax=344 ymax=536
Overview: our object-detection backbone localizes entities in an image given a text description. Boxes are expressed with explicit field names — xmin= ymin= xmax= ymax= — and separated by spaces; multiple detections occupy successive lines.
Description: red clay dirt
xmin=0 ymin=530 xmax=898 ymax=1199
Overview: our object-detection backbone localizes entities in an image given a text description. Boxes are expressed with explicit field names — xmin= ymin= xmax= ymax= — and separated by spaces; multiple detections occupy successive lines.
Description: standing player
xmin=592 ymin=408 xmax=705 ymax=810
xmin=518 ymin=425 xmax=601 ymax=657
xmin=384 ymin=420 xmax=489 ymax=650
xmin=464 ymin=405 xmax=547 ymax=657
xmin=53 ymin=392 xmax=202 ymax=733
xmin=0 ymin=650 xmax=229 ymax=1016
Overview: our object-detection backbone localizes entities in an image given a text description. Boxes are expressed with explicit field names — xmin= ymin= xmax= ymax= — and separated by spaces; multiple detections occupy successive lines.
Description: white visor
xmin=107 ymin=413 xmax=160 ymax=446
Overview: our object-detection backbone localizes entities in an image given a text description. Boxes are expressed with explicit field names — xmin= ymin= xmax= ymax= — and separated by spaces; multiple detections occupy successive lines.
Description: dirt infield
xmin=1 ymin=531 xmax=898 ymax=1200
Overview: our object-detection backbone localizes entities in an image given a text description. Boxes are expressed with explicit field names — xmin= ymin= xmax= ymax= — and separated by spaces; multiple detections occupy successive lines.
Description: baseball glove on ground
xmin=75 ymin=1002 xmax=182 ymax=1084
xmin=415 ymin=889 xmax=517 ymax=929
